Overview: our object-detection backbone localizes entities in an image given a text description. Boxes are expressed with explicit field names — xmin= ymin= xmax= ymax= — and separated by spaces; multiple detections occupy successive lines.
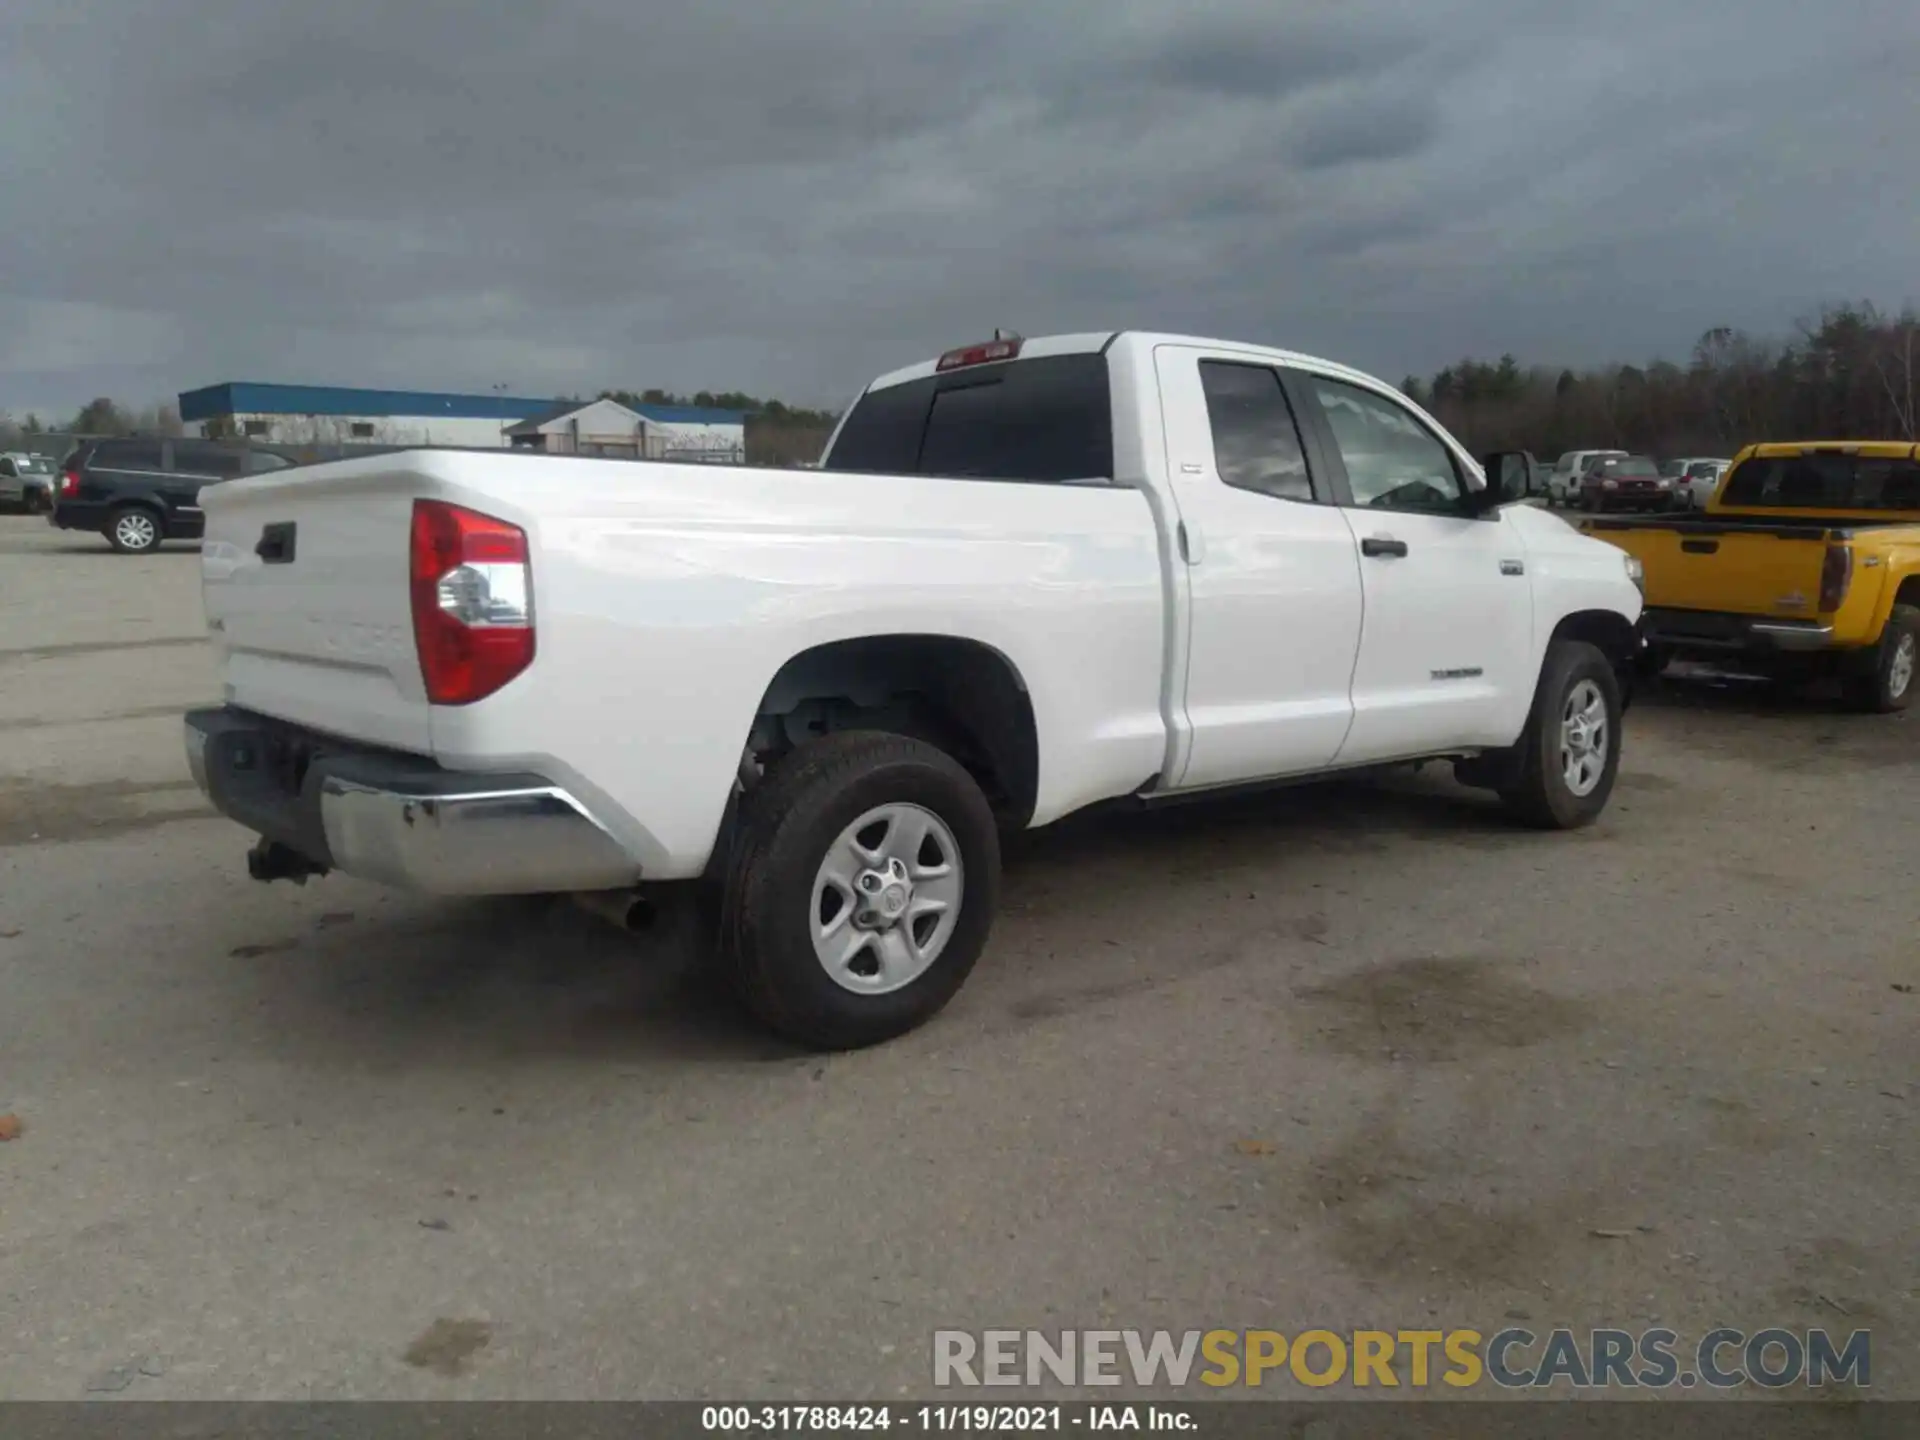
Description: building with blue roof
xmin=176 ymin=381 xmax=746 ymax=461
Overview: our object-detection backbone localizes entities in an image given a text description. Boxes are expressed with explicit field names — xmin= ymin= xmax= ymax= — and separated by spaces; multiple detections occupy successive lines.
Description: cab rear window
xmin=823 ymin=354 xmax=1114 ymax=483
xmin=1718 ymin=453 xmax=1920 ymax=510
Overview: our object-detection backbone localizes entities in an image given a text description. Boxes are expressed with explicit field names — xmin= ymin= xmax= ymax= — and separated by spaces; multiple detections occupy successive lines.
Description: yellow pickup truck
xmin=1577 ymin=441 xmax=1920 ymax=712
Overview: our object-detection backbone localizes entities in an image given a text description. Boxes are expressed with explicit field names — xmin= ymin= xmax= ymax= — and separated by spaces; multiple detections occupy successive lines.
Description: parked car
xmin=1545 ymin=449 xmax=1627 ymax=505
xmin=0 ymin=452 xmax=56 ymax=512
xmin=182 ymin=331 xmax=1644 ymax=1049
xmin=49 ymin=437 xmax=297 ymax=552
xmin=1580 ymin=441 xmax=1920 ymax=711
xmin=1662 ymin=457 xmax=1732 ymax=510
xmin=1577 ymin=454 xmax=1673 ymax=512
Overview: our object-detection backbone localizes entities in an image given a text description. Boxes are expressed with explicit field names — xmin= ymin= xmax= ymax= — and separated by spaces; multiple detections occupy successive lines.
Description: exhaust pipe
xmin=571 ymin=888 xmax=656 ymax=933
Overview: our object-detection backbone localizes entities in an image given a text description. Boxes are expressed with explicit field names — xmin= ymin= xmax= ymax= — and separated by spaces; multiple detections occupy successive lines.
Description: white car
xmin=1662 ymin=457 xmax=1732 ymax=510
xmin=1545 ymin=449 xmax=1628 ymax=505
xmin=0 ymin=451 xmax=56 ymax=512
xmin=182 ymin=331 xmax=1645 ymax=1048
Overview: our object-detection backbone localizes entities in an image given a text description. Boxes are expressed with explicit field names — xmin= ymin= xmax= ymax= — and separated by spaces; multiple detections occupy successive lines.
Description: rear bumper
xmin=48 ymin=501 xmax=107 ymax=531
xmin=1643 ymin=607 xmax=1841 ymax=655
xmin=184 ymin=706 xmax=640 ymax=895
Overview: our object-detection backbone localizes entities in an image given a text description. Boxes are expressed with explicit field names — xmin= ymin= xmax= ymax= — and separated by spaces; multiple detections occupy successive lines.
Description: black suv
xmin=50 ymin=437 xmax=298 ymax=553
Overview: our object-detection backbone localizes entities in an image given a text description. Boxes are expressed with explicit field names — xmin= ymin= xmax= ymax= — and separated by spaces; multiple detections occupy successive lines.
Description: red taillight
xmin=1818 ymin=543 xmax=1853 ymax=614
xmin=935 ymin=337 xmax=1022 ymax=371
xmin=409 ymin=499 xmax=534 ymax=705
xmin=59 ymin=466 xmax=82 ymax=498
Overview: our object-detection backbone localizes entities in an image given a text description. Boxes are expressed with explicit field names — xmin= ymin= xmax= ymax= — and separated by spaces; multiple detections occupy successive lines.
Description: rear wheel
xmin=106 ymin=505 xmax=163 ymax=554
xmin=1842 ymin=604 xmax=1918 ymax=714
xmin=719 ymin=731 xmax=1000 ymax=1050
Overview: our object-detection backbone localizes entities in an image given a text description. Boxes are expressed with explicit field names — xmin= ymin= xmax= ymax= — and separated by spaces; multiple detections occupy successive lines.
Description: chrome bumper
xmin=184 ymin=709 xmax=639 ymax=896
xmin=1642 ymin=609 xmax=1840 ymax=656
xmin=1746 ymin=622 xmax=1836 ymax=652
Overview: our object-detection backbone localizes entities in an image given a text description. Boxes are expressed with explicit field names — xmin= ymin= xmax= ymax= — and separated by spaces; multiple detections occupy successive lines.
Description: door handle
xmin=1177 ymin=519 xmax=1205 ymax=565
xmin=1361 ymin=536 xmax=1408 ymax=558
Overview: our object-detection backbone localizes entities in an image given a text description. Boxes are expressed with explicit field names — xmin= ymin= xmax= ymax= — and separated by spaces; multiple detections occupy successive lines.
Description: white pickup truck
xmin=184 ymin=332 xmax=1645 ymax=1049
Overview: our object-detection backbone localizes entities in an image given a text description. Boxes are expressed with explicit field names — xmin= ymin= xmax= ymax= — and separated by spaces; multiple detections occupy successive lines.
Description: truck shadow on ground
xmin=226 ymin=772 xmax=1552 ymax=1070
xmin=1634 ymin=667 xmax=1914 ymax=772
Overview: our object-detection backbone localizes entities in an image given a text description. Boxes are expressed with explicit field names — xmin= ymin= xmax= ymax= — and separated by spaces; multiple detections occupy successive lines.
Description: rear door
xmin=1153 ymin=345 xmax=1364 ymax=787
xmin=1291 ymin=370 xmax=1534 ymax=760
xmin=167 ymin=442 xmax=245 ymax=521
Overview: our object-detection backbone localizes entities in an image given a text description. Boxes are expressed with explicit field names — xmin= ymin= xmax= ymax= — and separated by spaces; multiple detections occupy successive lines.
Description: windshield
xmin=21 ymin=455 xmax=52 ymax=474
xmin=823 ymin=354 xmax=1114 ymax=483
xmin=1658 ymin=460 xmax=1688 ymax=478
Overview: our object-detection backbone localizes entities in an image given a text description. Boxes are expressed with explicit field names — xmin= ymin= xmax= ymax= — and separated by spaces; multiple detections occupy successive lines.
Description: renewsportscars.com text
xmin=932 ymin=1327 xmax=1870 ymax=1390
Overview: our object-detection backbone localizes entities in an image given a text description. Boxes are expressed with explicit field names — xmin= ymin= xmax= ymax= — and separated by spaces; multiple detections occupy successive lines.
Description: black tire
xmin=1842 ymin=604 xmax=1918 ymax=714
xmin=719 ymin=730 xmax=1000 ymax=1050
xmin=1494 ymin=639 xmax=1623 ymax=829
xmin=105 ymin=504 xmax=164 ymax=554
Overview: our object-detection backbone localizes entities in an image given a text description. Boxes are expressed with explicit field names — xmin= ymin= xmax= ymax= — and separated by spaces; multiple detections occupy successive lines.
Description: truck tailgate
xmin=200 ymin=468 xmax=430 ymax=753
xmin=1582 ymin=519 xmax=1831 ymax=617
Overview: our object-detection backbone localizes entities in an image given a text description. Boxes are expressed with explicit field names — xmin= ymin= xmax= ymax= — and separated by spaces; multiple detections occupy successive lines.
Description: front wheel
xmin=1494 ymin=640 xmax=1623 ymax=829
xmin=719 ymin=731 xmax=1001 ymax=1050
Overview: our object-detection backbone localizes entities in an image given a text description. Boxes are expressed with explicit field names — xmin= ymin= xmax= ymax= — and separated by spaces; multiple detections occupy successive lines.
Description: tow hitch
xmin=246 ymin=837 xmax=330 ymax=885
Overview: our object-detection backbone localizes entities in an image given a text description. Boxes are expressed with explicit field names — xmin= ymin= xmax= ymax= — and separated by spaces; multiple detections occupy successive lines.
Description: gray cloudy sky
xmin=3 ymin=0 xmax=1917 ymax=417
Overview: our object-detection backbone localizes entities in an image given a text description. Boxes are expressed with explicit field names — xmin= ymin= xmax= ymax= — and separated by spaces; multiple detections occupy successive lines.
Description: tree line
xmin=18 ymin=300 xmax=1910 ymax=465
xmin=1402 ymin=301 xmax=1919 ymax=460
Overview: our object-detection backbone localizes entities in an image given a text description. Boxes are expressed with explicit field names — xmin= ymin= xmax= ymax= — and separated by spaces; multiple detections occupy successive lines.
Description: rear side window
xmin=248 ymin=451 xmax=293 ymax=473
xmin=1199 ymin=362 xmax=1317 ymax=502
xmin=823 ymin=354 xmax=1114 ymax=482
xmin=177 ymin=445 xmax=247 ymax=478
xmin=1719 ymin=453 xmax=1920 ymax=510
xmin=92 ymin=440 xmax=164 ymax=471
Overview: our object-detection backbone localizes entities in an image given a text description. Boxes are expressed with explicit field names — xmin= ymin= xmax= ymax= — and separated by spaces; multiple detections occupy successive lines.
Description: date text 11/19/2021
xmin=702 ymin=1405 xmax=1190 ymax=1432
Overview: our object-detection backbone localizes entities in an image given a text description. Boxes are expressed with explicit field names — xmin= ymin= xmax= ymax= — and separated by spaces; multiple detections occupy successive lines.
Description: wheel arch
xmin=1549 ymin=608 xmax=1638 ymax=666
xmin=744 ymin=632 xmax=1041 ymax=830
xmin=1546 ymin=607 xmax=1640 ymax=707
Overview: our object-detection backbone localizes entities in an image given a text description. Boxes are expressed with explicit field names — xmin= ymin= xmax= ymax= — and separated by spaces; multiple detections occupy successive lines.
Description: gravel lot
xmin=2 ymin=513 xmax=1915 ymax=1401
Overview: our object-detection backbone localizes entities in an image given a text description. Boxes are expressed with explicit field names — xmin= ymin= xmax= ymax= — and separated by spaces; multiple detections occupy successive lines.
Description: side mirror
xmin=1472 ymin=451 xmax=1538 ymax=512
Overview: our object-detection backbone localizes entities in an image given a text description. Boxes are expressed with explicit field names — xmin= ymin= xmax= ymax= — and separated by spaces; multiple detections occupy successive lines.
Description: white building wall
xmin=202 ymin=413 xmax=521 ymax=447
xmin=648 ymin=420 xmax=746 ymax=460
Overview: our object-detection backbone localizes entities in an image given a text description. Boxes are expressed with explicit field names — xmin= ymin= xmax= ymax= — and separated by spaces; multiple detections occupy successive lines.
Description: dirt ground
xmin=1 ymin=514 xmax=1914 ymax=1401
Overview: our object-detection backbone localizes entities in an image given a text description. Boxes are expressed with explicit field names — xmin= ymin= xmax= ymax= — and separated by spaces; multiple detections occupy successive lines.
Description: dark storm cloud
xmin=1137 ymin=14 xmax=1427 ymax=100
xmin=1288 ymin=90 xmax=1442 ymax=171
xmin=2 ymin=0 xmax=1916 ymax=415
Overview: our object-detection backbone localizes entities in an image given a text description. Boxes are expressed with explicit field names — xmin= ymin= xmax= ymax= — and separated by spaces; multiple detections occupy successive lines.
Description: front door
xmin=1289 ymin=371 xmax=1535 ymax=763
xmin=1154 ymin=346 xmax=1366 ymax=789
